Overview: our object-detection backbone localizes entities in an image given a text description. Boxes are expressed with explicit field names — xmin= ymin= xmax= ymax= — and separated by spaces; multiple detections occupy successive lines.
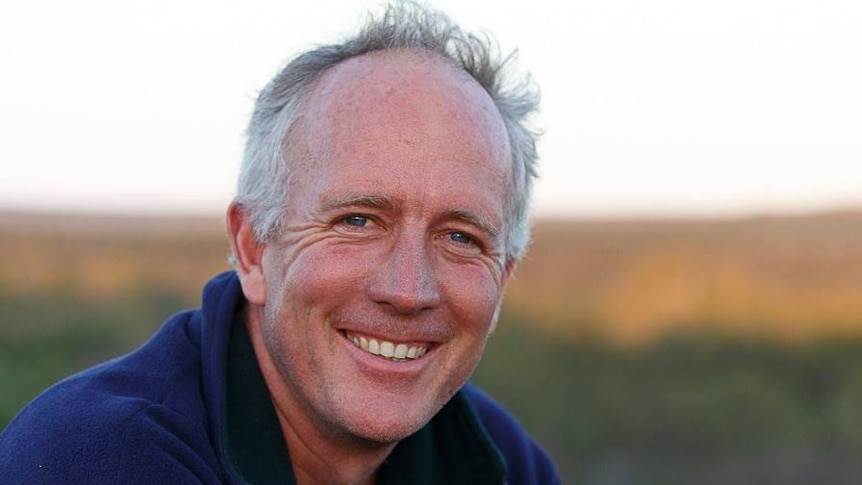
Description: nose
xmin=366 ymin=233 xmax=441 ymax=315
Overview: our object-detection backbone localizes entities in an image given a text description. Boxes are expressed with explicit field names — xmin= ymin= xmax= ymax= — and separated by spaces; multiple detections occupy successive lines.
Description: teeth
xmin=394 ymin=344 xmax=408 ymax=359
xmin=344 ymin=332 xmax=428 ymax=361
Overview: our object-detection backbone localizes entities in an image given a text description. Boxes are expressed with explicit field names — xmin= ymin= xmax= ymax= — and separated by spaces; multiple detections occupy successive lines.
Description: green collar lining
xmin=224 ymin=311 xmax=505 ymax=484
xmin=224 ymin=309 xmax=295 ymax=484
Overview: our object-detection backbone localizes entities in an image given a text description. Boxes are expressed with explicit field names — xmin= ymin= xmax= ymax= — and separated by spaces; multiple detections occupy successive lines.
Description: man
xmin=1 ymin=2 xmax=559 ymax=483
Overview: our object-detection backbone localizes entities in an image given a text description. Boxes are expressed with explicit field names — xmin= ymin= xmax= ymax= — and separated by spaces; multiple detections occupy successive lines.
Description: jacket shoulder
xmin=0 ymin=311 xmax=222 ymax=484
xmin=2 ymin=391 xmax=222 ymax=483
xmin=461 ymin=383 xmax=561 ymax=485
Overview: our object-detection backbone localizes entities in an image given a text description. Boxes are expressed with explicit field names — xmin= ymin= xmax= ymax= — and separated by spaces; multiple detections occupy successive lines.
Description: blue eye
xmin=343 ymin=215 xmax=368 ymax=227
xmin=449 ymin=231 xmax=474 ymax=245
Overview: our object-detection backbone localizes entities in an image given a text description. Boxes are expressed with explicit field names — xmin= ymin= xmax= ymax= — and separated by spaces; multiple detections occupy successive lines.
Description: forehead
xmin=297 ymin=50 xmax=511 ymax=172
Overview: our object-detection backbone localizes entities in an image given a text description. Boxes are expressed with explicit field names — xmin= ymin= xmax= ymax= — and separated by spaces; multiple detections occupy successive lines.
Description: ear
xmin=488 ymin=257 xmax=516 ymax=335
xmin=226 ymin=202 xmax=267 ymax=306
xmin=503 ymin=257 xmax=517 ymax=282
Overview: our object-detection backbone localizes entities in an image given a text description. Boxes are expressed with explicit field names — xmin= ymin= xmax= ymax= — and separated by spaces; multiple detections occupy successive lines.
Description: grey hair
xmin=234 ymin=0 xmax=540 ymax=263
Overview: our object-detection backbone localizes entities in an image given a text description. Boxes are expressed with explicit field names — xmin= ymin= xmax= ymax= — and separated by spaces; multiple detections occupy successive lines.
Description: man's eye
xmin=449 ymin=231 xmax=475 ymax=245
xmin=343 ymin=215 xmax=368 ymax=227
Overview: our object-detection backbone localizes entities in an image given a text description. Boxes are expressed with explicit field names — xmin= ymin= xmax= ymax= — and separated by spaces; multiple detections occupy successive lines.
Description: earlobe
xmin=489 ymin=304 xmax=502 ymax=335
xmin=226 ymin=202 xmax=267 ymax=305
xmin=489 ymin=257 xmax=517 ymax=335
xmin=503 ymin=257 xmax=518 ymax=281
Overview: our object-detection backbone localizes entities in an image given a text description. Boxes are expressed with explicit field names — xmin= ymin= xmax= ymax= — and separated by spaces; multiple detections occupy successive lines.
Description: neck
xmin=275 ymin=406 xmax=395 ymax=485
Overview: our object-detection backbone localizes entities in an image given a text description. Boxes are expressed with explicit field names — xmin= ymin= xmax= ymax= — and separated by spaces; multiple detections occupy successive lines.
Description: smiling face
xmin=231 ymin=50 xmax=512 ymax=447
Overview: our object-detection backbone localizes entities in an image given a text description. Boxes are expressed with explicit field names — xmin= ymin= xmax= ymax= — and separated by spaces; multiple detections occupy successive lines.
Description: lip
xmin=336 ymin=329 xmax=439 ymax=381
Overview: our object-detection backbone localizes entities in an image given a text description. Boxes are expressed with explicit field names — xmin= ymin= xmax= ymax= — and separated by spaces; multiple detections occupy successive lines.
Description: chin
xmin=344 ymin=415 xmax=429 ymax=445
xmin=332 ymin=393 xmax=446 ymax=444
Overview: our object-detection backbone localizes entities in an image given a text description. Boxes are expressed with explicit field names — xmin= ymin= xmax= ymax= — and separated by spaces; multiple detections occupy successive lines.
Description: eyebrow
xmin=444 ymin=209 xmax=502 ymax=240
xmin=319 ymin=194 xmax=394 ymax=213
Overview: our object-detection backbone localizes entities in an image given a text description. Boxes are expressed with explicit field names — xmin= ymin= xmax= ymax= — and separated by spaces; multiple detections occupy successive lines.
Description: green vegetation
xmin=473 ymin=315 xmax=862 ymax=484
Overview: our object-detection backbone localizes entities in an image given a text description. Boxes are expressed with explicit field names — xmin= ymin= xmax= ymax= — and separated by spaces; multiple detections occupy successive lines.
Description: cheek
xmin=279 ymin=244 xmax=374 ymax=308
xmin=261 ymin=247 xmax=366 ymax=364
xmin=439 ymin=264 xmax=504 ymax=333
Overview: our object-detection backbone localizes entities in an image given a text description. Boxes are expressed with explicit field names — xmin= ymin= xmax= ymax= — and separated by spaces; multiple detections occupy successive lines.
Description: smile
xmin=343 ymin=331 xmax=429 ymax=362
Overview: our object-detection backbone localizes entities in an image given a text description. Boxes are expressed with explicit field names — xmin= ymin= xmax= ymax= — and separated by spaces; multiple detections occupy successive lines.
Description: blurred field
xmin=4 ymin=210 xmax=862 ymax=344
xmin=508 ymin=210 xmax=862 ymax=345
xmin=2 ymin=209 xmax=862 ymax=484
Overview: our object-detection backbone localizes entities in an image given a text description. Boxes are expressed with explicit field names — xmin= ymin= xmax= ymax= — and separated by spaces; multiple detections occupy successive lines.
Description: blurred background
xmin=1 ymin=1 xmax=861 ymax=483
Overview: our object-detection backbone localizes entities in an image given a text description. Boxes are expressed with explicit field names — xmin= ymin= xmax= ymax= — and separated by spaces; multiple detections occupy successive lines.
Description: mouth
xmin=342 ymin=330 xmax=429 ymax=362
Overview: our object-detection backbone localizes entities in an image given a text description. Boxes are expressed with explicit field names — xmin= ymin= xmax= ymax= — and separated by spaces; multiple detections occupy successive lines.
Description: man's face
xmin=250 ymin=51 xmax=512 ymax=443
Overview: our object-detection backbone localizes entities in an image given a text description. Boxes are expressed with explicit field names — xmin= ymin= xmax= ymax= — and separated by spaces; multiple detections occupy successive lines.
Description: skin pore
xmin=228 ymin=49 xmax=513 ymax=485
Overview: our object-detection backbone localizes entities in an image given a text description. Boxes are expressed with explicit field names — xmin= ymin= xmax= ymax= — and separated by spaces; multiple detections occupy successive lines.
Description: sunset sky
xmin=1 ymin=0 xmax=860 ymax=218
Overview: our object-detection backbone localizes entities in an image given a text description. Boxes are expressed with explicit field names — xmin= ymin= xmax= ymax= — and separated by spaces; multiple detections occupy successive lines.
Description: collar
xmin=223 ymin=308 xmax=505 ymax=484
